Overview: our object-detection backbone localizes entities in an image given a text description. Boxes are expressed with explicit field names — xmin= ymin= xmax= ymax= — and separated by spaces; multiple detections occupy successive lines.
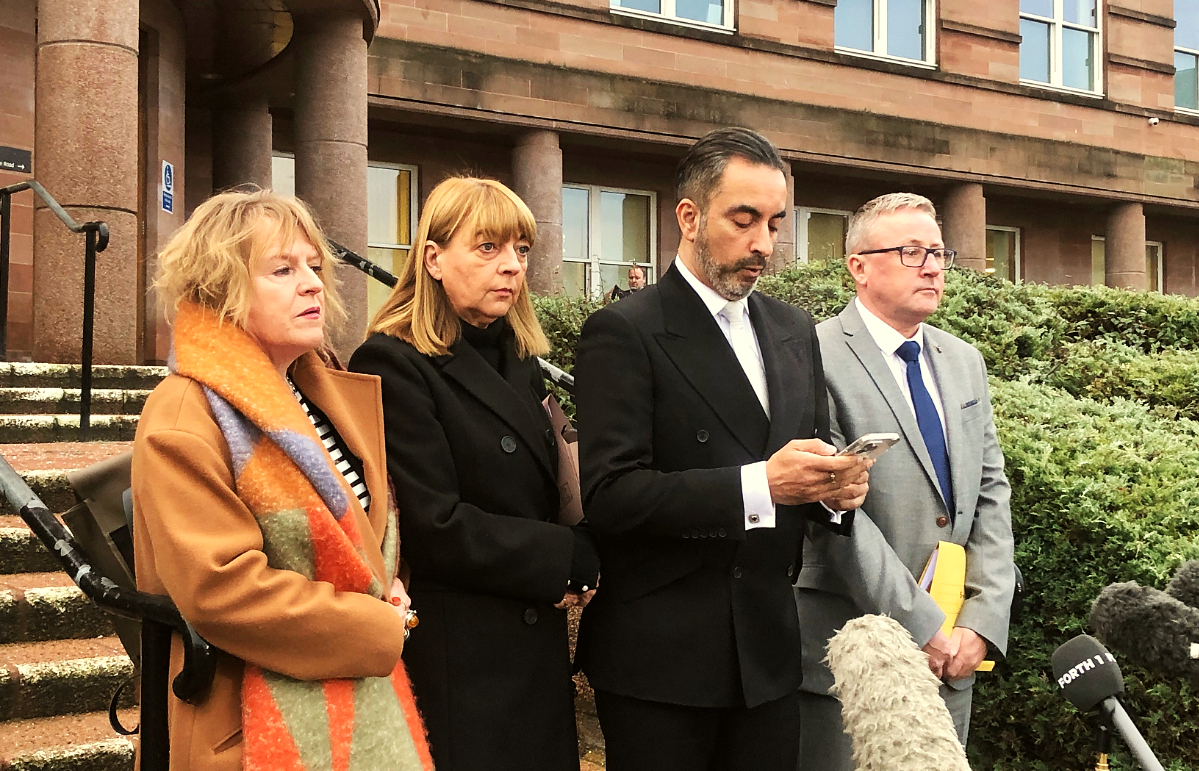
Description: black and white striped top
xmin=288 ymin=378 xmax=372 ymax=512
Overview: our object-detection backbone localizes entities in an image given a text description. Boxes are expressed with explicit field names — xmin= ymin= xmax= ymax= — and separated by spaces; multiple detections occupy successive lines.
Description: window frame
xmin=1147 ymin=240 xmax=1164 ymax=292
xmin=562 ymin=183 xmax=659 ymax=301
xmin=1175 ymin=3 xmax=1199 ymax=114
xmin=609 ymin=0 xmax=736 ymax=34
xmin=794 ymin=206 xmax=853 ymax=265
xmin=365 ymin=161 xmax=419 ymax=257
xmin=984 ymin=225 xmax=1022 ymax=283
xmin=1019 ymin=0 xmax=1104 ymax=96
xmin=833 ymin=0 xmax=938 ymax=68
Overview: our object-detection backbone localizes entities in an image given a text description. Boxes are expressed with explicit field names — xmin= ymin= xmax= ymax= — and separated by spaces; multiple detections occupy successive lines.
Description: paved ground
xmin=0 ymin=442 xmax=131 ymax=471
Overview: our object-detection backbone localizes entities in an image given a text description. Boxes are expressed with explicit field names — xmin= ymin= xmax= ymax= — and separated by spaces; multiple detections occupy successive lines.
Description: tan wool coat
xmin=131 ymin=352 xmax=408 ymax=771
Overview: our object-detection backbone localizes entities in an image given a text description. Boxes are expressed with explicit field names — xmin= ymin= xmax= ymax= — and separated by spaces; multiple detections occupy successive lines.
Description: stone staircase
xmin=0 ymin=364 xmax=166 ymax=444
xmin=0 ymin=452 xmax=138 ymax=771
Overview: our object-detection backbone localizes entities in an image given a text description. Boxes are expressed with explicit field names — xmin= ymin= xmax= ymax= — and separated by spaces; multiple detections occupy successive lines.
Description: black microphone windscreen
xmin=1166 ymin=560 xmax=1199 ymax=610
xmin=1052 ymin=634 xmax=1124 ymax=712
xmin=826 ymin=615 xmax=969 ymax=771
xmin=1090 ymin=582 xmax=1199 ymax=684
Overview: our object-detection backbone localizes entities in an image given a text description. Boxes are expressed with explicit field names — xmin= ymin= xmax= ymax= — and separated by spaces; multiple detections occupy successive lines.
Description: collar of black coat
xmin=653 ymin=263 xmax=813 ymax=459
xmin=432 ymin=333 xmax=556 ymax=482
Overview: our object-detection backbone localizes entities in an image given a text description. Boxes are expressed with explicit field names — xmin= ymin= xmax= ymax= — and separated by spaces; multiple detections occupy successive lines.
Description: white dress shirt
xmin=854 ymin=299 xmax=948 ymax=432
xmin=675 ymin=258 xmax=776 ymax=531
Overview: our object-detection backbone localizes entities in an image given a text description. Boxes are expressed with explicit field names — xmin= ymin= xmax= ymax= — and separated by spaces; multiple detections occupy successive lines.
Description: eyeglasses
xmin=858 ymin=246 xmax=957 ymax=269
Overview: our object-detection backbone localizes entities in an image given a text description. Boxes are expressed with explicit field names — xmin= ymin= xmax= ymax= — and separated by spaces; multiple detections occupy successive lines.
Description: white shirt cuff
xmin=742 ymin=462 xmax=776 ymax=530
xmin=820 ymin=501 xmax=844 ymax=526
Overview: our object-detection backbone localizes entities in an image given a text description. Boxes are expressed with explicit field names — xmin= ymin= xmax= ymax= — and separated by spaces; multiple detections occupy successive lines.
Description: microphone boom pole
xmin=1100 ymin=698 xmax=1165 ymax=771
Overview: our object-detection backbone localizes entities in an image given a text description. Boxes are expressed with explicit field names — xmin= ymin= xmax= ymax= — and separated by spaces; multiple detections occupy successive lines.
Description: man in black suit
xmin=574 ymin=128 xmax=872 ymax=771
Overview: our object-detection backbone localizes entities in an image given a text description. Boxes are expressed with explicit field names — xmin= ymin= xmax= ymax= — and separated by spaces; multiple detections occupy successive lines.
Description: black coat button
xmin=709 ymin=529 xmax=718 ymax=538
xmin=732 ymin=567 xmax=743 ymax=579
xmin=523 ymin=608 xmax=538 ymax=625
xmin=787 ymin=564 xmax=795 ymax=577
xmin=545 ymin=428 xmax=556 ymax=444
xmin=696 ymin=430 xmax=709 ymax=443
xmin=501 ymin=436 xmax=517 ymax=453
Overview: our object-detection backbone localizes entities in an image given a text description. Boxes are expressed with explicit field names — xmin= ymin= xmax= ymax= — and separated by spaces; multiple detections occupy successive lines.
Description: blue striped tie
xmin=897 ymin=340 xmax=953 ymax=517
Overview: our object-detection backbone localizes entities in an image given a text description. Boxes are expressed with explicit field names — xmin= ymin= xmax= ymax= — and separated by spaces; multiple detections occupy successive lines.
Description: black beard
xmin=693 ymin=216 xmax=766 ymax=301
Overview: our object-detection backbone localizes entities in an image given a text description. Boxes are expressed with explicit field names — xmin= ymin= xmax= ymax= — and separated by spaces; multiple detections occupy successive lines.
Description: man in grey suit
xmin=795 ymin=193 xmax=1014 ymax=768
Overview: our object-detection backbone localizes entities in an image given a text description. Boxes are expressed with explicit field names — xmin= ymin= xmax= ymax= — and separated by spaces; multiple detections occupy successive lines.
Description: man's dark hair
xmin=675 ymin=127 xmax=787 ymax=210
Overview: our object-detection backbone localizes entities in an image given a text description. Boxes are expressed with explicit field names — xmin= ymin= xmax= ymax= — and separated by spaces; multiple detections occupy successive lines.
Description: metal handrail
xmin=0 ymin=180 xmax=110 ymax=439
xmin=327 ymin=239 xmax=576 ymax=393
xmin=0 ymin=453 xmax=215 ymax=771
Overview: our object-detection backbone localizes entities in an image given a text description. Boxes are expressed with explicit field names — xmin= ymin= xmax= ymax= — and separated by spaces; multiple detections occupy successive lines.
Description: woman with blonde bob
xmin=132 ymin=188 xmax=432 ymax=771
xmin=350 ymin=177 xmax=599 ymax=771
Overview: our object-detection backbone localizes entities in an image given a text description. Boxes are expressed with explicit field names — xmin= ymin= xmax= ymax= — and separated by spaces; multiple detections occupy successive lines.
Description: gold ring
xmin=829 ymin=472 xmax=837 ymax=484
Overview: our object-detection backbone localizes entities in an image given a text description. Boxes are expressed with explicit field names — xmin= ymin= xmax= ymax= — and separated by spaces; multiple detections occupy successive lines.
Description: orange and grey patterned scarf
xmin=171 ymin=302 xmax=433 ymax=771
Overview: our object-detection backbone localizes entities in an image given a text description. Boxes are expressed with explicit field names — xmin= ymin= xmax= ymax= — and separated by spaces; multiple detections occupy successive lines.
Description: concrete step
xmin=0 ymin=585 xmax=117 ymax=644
xmin=0 ymin=364 xmax=166 ymax=391
xmin=0 ymin=527 xmax=60 ymax=575
xmin=0 ymin=416 xmax=139 ymax=444
xmin=1 ymin=737 xmax=133 ymax=771
xmin=0 ymin=389 xmax=150 ymax=417
xmin=0 ymin=710 xmax=136 ymax=771
xmin=0 ymin=639 xmax=134 ymax=721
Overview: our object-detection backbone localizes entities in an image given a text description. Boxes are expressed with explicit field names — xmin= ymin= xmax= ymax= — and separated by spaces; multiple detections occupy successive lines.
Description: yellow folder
xmin=919 ymin=541 xmax=994 ymax=672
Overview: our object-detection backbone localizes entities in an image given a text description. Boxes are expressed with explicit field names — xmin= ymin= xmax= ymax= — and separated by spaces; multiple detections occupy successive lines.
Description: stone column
xmin=293 ymin=12 xmax=369 ymax=357
xmin=941 ymin=183 xmax=986 ymax=273
xmin=1106 ymin=202 xmax=1148 ymax=290
xmin=512 ymin=130 xmax=563 ymax=295
xmin=770 ymin=161 xmax=796 ymax=273
xmin=33 ymin=0 xmax=140 ymax=364
xmin=212 ymin=98 xmax=273 ymax=191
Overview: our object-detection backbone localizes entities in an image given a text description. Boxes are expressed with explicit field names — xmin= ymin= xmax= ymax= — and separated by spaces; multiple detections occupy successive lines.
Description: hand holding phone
xmin=837 ymin=433 xmax=900 ymax=460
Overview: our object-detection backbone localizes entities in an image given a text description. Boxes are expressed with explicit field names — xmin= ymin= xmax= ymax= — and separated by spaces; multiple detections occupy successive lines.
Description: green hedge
xmin=533 ymin=263 xmax=1199 ymax=770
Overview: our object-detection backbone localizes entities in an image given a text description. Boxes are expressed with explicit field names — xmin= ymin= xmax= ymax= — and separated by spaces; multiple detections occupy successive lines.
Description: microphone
xmin=1089 ymin=582 xmax=1199 ymax=684
xmin=1051 ymin=635 xmax=1165 ymax=771
xmin=825 ymin=615 xmax=969 ymax=771
xmin=1165 ymin=559 xmax=1199 ymax=609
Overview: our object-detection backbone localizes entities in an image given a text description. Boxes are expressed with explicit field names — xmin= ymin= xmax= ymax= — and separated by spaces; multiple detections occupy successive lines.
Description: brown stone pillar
xmin=512 ymin=131 xmax=563 ymax=295
xmin=770 ymin=161 xmax=796 ymax=273
xmin=941 ymin=183 xmax=986 ymax=272
xmin=212 ymin=99 xmax=273 ymax=191
xmin=293 ymin=12 xmax=369 ymax=357
xmin=1106 ymin=202 xmax=1147 ymax=290
xmin=33 ymin=0 xmax=140 ymax=364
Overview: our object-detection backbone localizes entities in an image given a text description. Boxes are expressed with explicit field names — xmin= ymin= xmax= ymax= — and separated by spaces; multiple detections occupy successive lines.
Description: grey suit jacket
xmin=796 ymin=299 xmax=1014 ymax=695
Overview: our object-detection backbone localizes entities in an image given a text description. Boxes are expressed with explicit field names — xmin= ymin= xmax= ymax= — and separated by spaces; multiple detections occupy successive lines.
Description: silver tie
xmin=720 ymin=301 xmax=770 ymax=418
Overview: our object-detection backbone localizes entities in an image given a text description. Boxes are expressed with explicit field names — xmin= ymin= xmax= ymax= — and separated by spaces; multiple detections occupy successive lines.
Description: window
xmin=1090 ymin=237 xmax=1164 ymax=290
xmin=985 ymin=226 xmax=1021 ymax=282
xmin=1176 ymin=0 xmax=1199 ymax=110
xmin=610 ymin=0 xmax=734 ymax=31
xmin=563 ymin=185 xmax=657 ymax=300
xmin=1147 ymin=241 xmax=1164 ymax=292
xmin=1020 ymin=0 xmax=1101 ymax=93
xmin=366 ymin=163 xmax=418 ymax=318
xmin=795 ymin=208 xmax=851 ymax=264
xmin=272 ymin=155 xmax=418 ymax=318
xmin=835 ymin=0 xmax=934 ymax=64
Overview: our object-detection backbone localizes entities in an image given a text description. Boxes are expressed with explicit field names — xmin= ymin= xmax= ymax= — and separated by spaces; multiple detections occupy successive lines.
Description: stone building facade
xmin=1 ymin=0 xmax=1197 ymax=364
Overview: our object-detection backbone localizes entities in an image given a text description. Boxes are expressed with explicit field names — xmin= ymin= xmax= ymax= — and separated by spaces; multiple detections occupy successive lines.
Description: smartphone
xmin=837 ymin=433 xmax=900 ymax=460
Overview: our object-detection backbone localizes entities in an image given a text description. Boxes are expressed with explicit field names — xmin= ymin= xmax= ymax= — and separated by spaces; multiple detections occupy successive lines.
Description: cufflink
xmin=749 ymin=513 xmax=760 ymax=524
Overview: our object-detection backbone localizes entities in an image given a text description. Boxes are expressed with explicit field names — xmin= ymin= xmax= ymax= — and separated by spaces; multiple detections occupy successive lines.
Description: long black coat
xmin=574 ymin=263 xmax=852 ymax=710
xmin=349 ymin=331 xmax=579 ymax=771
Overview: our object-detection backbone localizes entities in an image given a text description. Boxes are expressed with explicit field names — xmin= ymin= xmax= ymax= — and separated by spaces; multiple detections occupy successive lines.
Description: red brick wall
xmin=0 ymin=0 xmax=37 ymax=359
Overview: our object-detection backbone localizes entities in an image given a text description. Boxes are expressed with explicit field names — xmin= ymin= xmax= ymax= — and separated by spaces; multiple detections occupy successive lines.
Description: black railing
xmin=0 ymin=181 xmax=109 ymax=440
xmin=0 ymin=455 xmax=215 ymax=771
xmin=327 ymin=239 xmax=576 ymax=393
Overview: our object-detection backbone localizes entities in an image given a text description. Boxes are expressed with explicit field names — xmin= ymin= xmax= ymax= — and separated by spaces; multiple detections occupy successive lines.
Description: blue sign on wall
xmin=161 ymin=160 xmax=175 ymax=213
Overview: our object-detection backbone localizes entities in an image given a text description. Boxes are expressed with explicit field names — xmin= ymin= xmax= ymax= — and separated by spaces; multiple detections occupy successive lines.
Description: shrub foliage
xmin=534 ymin=262 xmax=1199 ymax=770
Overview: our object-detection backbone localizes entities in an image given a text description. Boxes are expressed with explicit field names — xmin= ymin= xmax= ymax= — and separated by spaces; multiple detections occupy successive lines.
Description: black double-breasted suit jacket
xmin=574 ymin=263 xmax=852 ymax=710
xmin=349 ymin=330 xmax=579 ymax=771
